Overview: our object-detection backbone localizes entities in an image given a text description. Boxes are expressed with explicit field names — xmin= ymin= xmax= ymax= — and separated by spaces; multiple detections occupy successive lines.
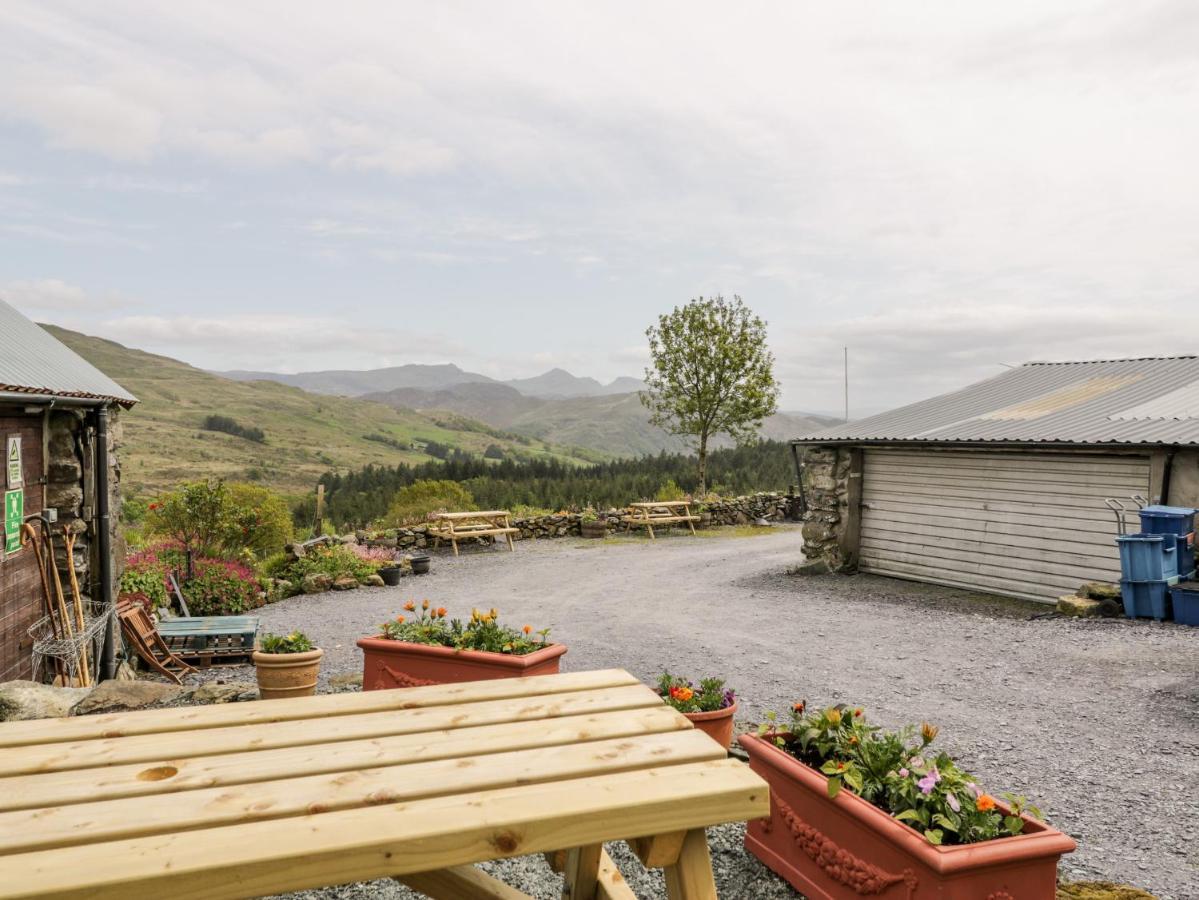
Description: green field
xmin=47 ymin=326 xmax=594 ymax=498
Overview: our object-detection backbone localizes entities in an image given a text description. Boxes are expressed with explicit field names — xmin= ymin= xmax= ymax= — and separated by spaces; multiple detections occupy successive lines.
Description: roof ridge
xmin=1023 ymin=356 xmax=1199 ymax=366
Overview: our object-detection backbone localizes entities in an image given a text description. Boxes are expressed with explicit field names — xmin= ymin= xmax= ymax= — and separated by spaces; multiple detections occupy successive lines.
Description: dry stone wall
xmin=798 ymin=445 xmax=854 ymax=573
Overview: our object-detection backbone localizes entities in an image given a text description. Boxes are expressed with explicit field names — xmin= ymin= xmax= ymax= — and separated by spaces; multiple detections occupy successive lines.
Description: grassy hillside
xmin=46 ymin=327 xmax=592 ymax=497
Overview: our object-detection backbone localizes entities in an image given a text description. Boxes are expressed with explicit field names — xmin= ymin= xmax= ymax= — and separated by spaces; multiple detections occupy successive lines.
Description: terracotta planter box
xmin=739 ymin=734 xmax=1076 ymax=900
xmin=683 ymin=701 xmax=738 ymax=750
xmin=357 ymin=636 xmax=567 ymax=690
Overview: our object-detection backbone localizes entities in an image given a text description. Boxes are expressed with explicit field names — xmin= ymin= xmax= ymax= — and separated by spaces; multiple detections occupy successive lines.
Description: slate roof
xmin=0 ymin=298 xmax=136 ymax=406
xmin=794 ymin=357 xmax=1199 ymax=446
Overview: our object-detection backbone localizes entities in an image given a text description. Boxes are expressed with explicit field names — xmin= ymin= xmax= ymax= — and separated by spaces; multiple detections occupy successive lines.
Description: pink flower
xmin=946 ymin=793 xmax=961 ymax=813
xmin=917 ymin=766 xmax=941 ymax=795
xmin=898 ymin=768 xmax=909 ymax=778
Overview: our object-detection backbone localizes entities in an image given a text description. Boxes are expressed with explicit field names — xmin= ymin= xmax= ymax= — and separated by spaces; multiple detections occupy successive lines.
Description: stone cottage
xmin=0 ymin=299 xmax=136 ymax=682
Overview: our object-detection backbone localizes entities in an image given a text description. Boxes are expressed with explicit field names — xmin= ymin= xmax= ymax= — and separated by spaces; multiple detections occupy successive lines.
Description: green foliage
xmin=654 ymin=478 xmax=686 ymax=501
xmin=258 ymin=551 xmax=292 ymax=580
xmin=483 ymin=443 xmax=505 ymax=460
xmin=759 ymin=704 xmax=1043 ymax=846
xmin=297 ymin=441 xmax=792 ymax=530
xmin=259 ymin=631 xmax=315 ymax=654
xmin=146 ymin=480 xmax=292 ymax=559
xmin=378 ymin=603 xmax=550 ymax=656
xmin=281 ymin=544 xmax=377 ymax=583
xmin=119 ymin=557 xmax=171 ymax=608
xmin=183 ymin=558 xmax=263 ymax=615
xmin=385 ymin=479 xmax=476 ymax=526
xmin=655 ymin=673 xmax=735 ymax=713
xmin=202 ymin=415 xmax=266 ymax=443
xmin=641 ymin=295 xmax=780 ymax=494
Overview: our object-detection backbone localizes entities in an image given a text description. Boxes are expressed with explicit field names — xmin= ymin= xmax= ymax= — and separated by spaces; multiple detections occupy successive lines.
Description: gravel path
xmin=204 ymin=527 xmax=1198 ymax=899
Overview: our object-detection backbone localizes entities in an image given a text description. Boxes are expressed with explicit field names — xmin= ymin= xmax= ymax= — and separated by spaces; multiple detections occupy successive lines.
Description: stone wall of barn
xmin=797 ymin=445 xmax=856 ymax=573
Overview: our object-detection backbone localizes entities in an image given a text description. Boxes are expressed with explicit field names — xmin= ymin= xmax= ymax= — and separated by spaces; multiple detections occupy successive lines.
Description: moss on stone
xmin=1057 ymin=882 xmax=1159 ymax=900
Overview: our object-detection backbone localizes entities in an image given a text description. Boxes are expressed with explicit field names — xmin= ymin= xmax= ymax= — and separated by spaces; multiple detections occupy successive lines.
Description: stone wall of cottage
xmin=798 ymin=445 xmax=854 ymax=573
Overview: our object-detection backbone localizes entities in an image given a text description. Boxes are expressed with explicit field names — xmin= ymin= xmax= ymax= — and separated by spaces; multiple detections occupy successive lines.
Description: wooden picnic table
xmin=624 ymin=500 xmax=699 ymax=539
xmin=429 ymin=509 xmax=519 ymax=556
xmin=0 ymin=668 xmax=767 ymax=899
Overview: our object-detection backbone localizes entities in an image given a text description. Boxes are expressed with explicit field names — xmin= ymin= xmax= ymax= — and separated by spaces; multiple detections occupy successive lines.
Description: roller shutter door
xmin=859 ymin=448 xmax=1151 ymax=602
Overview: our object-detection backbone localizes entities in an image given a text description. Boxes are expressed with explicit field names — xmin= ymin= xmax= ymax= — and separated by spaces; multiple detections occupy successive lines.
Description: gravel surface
xmin=201 ymin=527 xmax=1198 ymax=899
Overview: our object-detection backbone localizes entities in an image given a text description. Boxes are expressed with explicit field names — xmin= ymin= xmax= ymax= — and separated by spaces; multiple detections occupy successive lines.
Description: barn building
xmin=793 ymin=357 xmax=1199 ymax=602
xmin=0 ymin=299 xmax=135 ymax=682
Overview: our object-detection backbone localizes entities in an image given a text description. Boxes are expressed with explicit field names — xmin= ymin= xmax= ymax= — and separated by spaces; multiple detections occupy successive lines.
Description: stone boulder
xmin=302 ymin=573 xmax=334 ymax=594
xmin=190 ymin=682 xmax=256 ymax=704
xmin=363 ymin=574 xmax=385 ymax=587
xmin=0 ymin=680 xmax=91 ymax=721
xmin=72 ymin=680 xmax=183 ymax=716
xmin=1078 ymin=582 xmax=1122 ymax=602
xmin=332 ymin=575 xmax=359 ymax=591
xmin=1057 ymin=594 xmax=1122 ymax=618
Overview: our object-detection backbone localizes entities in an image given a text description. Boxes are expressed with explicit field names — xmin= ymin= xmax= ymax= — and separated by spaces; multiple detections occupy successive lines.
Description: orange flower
xmin=403 ymin=601 xmax=416 ymax=612
xmin=976 ymin=794 xmax=997 ymax=812
xmin=422 ymin=599 xmax=430 ymax=610
xmin=671 ymin=686 xmax=694 ymax=702
xmin=395 ymin=615 xmax=405 ymax=623
xmin=522 ymin=624 xmax=533 ymax=635
xmin=792 ymin=701 xmax=806 ymax=713
xmin=436 ymin=607 xmax=447 ymax=618
xmin=849 ymin=736 xmax=859 ymax=745
xmin=854 ymin=708 xmax=864 ymax=718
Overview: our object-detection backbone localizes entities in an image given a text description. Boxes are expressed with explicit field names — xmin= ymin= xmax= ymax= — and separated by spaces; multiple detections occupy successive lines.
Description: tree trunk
xmin=697 ymin=434 xmax=708 ymax=498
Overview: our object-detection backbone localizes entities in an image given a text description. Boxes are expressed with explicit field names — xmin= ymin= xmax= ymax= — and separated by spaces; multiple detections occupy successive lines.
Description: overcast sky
xmin=1 ymin=2 xmax=1197 ymax=416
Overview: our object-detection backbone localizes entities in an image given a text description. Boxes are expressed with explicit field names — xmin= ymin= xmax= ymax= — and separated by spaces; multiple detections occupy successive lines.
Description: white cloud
xmin=0 ymin=278 xmax=133 ymax=313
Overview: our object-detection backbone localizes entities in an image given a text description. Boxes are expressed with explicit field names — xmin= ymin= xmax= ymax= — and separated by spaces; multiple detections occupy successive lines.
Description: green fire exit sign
xmin=4 ymin=489 xmax=22 ymax=554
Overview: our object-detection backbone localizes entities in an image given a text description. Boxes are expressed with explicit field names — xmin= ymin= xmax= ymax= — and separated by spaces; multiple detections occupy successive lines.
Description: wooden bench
xmin=0 ymin=668 xmax=768 ymax=899
xmin=624 ymin=500 xmax=699 ymax=539
xmin=429 ymin=509 xmax=519 ymax=556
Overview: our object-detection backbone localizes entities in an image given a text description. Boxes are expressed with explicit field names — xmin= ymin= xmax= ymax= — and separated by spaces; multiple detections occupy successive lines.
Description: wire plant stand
xmin=28 ymin=601 xmax=112 ymax=684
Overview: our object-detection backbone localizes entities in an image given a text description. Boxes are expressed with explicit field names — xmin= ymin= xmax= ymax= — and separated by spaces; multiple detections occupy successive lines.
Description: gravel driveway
xmin=210 ymin=527 xmax=1197 ymax=899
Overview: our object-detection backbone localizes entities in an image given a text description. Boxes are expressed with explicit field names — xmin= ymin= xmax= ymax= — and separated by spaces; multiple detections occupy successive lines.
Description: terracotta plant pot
xmin=580 ymin=520 xmax=607 ymax=538
xmin=683 ymin=701 xmax=738 ymax=750
xmin=252 ymin=648 xmax=323 ymax=700
xmin=357 ymin=637 xmax=567 ymax=690
xmin=739 ymin=734 xmax=1076 ymax=900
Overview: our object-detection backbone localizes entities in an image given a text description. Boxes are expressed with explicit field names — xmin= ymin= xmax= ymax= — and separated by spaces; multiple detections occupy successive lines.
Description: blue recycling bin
xmin=1138 ymin=505 xmax=1196 ymax=538
xmin=1170 ymin=582 xmax=1199 ymax=626
xmin=1116 ymin=533 xmax=1179 ymax=581
xmin=1121 ymin=580 xmax=1174 ymax=620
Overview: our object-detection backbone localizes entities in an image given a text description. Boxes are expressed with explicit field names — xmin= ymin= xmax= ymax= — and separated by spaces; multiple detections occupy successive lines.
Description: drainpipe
xmin=789 ymin=443 xmax=808 ymax=518
xmin=1162 ymin=449 xmax=1177 ymax=505
xmin=95 ymin=405 xmax=117 ymax=681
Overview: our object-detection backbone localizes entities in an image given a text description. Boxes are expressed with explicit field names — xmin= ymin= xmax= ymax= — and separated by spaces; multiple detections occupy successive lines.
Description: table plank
xmin=0 ymin=684 xmax=662 ymax=776
xmin=0 ymin=731 xmax=722 ymax=854
xmin=0 ymin=669 xmax=640 ymax=748
xmin=0 ymin=759 xmax=767 ymax=900
xmin=0 ymin=705 xmax=691 ymax=812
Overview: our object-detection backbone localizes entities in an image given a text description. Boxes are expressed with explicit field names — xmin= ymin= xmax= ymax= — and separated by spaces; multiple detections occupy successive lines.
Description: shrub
xmin=384 ymin=480 xmax=476 ymax=526
xmin=483 ymin=443 xmax=505 ymax=460
xmin=202 ymin=415 xmax=266 ymax=443
xmin=146 ymin=480 xmax=292 ymax=559
xmin=183 ymin=558 xmax=262 ymax=616
xmin=120 ymin=544 xmax=185 ymax=608
xmin=259 ymin=631 xmax=315 ymax=653
xmin=284 ymin=544 xmax=377 ymax=583
xmin=351 ymin=544 xmax=396 ymax=569
xmin=378 ymin=604 xmax=550 ymax=655
xmin=655 ymin=478 xmax=686 ymax=501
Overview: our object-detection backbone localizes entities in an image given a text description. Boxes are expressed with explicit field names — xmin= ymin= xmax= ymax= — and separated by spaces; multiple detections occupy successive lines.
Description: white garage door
xmin=860 ymin=448 xmax=1151 ymax=602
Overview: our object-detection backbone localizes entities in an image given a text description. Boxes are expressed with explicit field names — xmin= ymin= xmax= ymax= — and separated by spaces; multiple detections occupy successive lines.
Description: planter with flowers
xmin=656 ymin=673 xmax=738 ymax=749
xmin=253 ymin=631 xmax=323 ymax=699
xmin=580 ymin=509 xmax=607 ymax=539
xmin=740 ymin=703 xmax=1076 ymax=900
xmin=357 ymin=603 xmax=566 ymax=690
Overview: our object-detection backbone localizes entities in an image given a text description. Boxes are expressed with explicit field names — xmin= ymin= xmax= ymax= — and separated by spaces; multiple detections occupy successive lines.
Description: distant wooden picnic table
xmin=0 ymin=668 xmax=766 ymax=899
xmin=429 ymin=509 xmax=518 ymax=556
xmin=624 ymin=500 xmax=699 ymax=539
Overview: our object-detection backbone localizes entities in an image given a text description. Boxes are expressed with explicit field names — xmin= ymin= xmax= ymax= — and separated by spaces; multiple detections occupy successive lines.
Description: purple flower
xmin=917 ymin=766 xmax=941 ymax=795
xmin=946 ymin=793 xmax=961 ymax=813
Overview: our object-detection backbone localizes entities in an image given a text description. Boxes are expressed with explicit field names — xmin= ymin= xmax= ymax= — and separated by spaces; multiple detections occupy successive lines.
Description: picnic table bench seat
xmin=0 ymin=668 xmax=767 ymax=899
xmin=429 ymin=509 xmax=519 ymax=556
xmin=623 ymin=501 xmax=699 ymax=539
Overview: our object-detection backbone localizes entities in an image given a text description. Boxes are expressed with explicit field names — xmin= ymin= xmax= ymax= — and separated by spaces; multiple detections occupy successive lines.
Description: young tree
xmin=641 ymin=295 xmax=780 ymax=496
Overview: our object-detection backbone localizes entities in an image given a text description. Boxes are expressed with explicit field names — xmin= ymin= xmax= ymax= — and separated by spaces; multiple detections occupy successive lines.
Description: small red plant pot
xmin=357 ymin=637 xmax=567 ymax=690
xmin=683 ymin=702 xmax=738 ymax=750
xmin=738 ymin=734 xmax=1076 ymax=900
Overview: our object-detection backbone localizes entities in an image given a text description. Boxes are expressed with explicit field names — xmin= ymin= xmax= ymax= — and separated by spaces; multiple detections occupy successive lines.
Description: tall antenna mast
xmin=843 ymin=346 xmax=849 ymax=423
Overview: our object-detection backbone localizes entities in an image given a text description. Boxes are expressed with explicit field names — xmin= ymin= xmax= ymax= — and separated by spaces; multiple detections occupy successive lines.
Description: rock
xmin=339 ymin=533 xmax=358 ymax=545
xmin=1078 ymin=582 xmax=1122 ymax=602
xmin=301 ymin=573 xmax=334 ymax=594
xmin=73 ymin=680 xmax=182 ymax=716
xmin=1056 ymin=882 xmax=1157 ymax=900
xmin=792 ymin=558 xmax=832 ymax=576
xmin=0 ymin=680 xmax=91 ymax=721
xmin=330 ymin=672 xmax=363 ymax=690
xmin=284 ymin=541 xmax=307 ymax=560
xmin=113 ymin=661 xmax=137 ymax=681
xmin=1057 ymin=594 xmax=1122 ymax=618
xmin=363 ymin=574 xmax=385 ymax=587
xmin=191 ymin=682 xmax=255 ymax=704
xmin=332 ymin=575 xmax=359 ymax=591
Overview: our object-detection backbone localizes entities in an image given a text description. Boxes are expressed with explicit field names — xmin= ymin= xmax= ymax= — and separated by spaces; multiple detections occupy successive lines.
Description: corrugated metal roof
xmin=0 ymin=298 xmax=137 ymax=406
xmin=794 ymin=356 xmax=1199 ymax=446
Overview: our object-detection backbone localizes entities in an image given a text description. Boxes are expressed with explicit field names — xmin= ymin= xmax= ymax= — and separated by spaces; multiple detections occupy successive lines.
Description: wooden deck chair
xmin=116 ymin=598 xmax=198 ymax=685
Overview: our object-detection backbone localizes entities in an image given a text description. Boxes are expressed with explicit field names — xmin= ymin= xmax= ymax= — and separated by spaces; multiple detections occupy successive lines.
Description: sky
xmin=1 ymin=1 xmax=1197 ymax=417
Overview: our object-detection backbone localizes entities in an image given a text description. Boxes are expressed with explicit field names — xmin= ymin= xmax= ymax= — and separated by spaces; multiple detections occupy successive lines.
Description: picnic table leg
xmin=505 ymin=515 xmax=515 ymax=551
xmin=685 ymin=504 xmax=696 ymax=536
xmin=562 ymin=843 xmax=602 ymax=898
xmin=643 ymin=511 xmax=655 ymax=540
xmin=663 ymin=828 xmax=717 ymax=900
xmin=398 ymin=864 xmax=531 ymax=898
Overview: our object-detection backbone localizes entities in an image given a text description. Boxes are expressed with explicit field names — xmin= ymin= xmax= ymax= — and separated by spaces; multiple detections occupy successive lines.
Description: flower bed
xmin=358 ymin=604 xmax=564 ymax=689
xmin=740 ymin=703 xmax=1076 ymax=898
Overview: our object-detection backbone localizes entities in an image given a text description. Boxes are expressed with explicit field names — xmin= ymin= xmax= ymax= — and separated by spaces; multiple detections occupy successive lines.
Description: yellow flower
xmin=921 ymin=722 xmax=939 ymax=744
xmin=826 ymin=708 xmax=842 ymax=726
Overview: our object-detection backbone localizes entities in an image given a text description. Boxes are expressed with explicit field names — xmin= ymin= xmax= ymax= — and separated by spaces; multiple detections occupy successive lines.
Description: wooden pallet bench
xmin=158 ymin=615 xmax=259 ymax=666
xmin=429 ymin=509 xmax=519 ymax=556
xmin=623 ymin=501 xmax=699 ymax=539
xmin=0 ymin=668 xmax=767 ymax=899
